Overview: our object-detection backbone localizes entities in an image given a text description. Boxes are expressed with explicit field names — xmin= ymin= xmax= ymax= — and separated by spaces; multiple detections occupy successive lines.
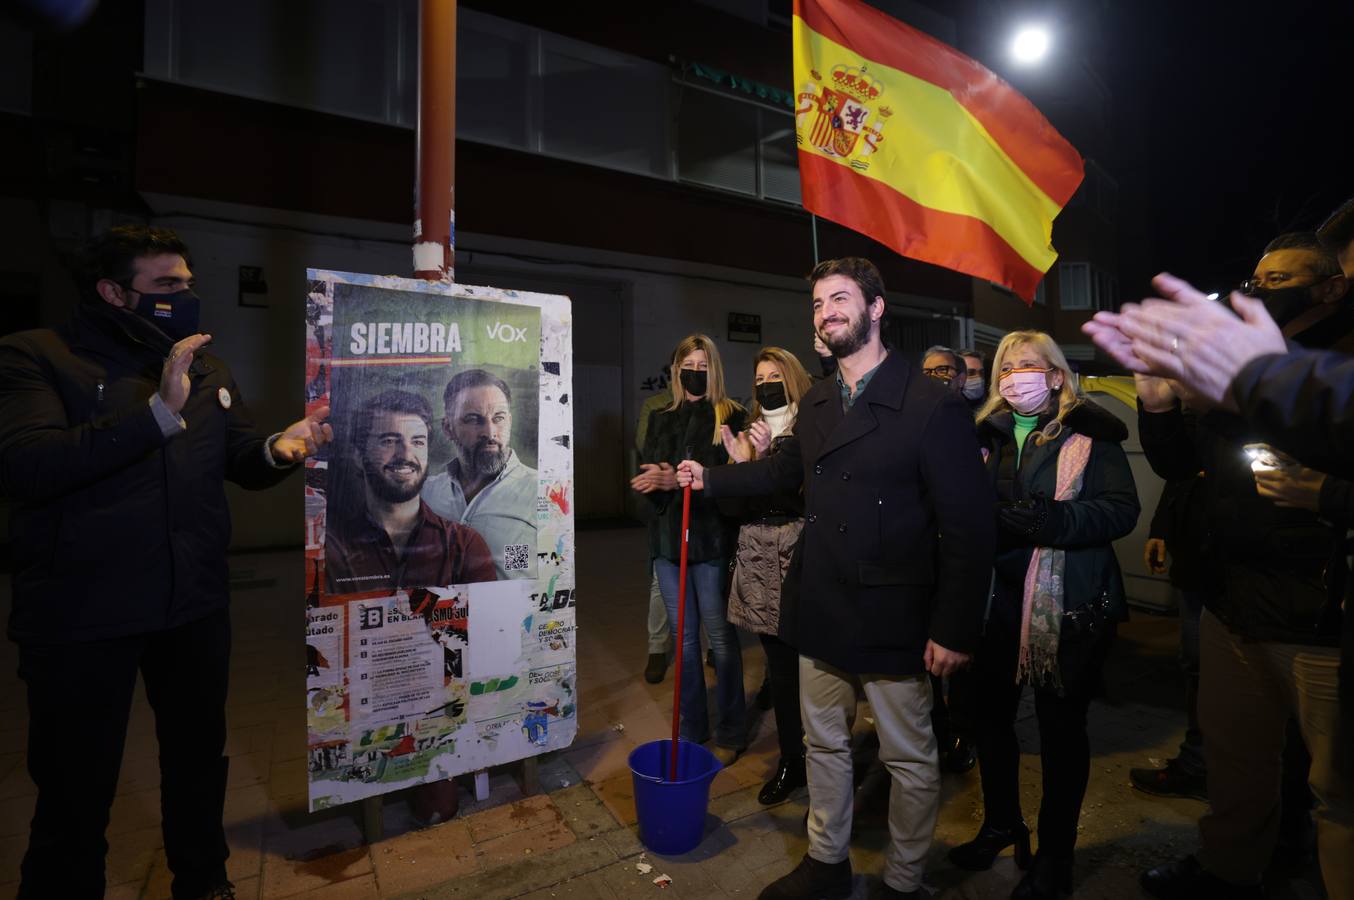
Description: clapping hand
xmin=272 ymin=405 xmax=334 ymax=462
xmin=630 ymin=462 xmax=678 ymax=494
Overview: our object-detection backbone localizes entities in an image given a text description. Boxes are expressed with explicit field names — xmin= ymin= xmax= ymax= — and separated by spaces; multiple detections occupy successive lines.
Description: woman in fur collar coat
xmin=949 ymin=331 xmax=1140 ymax=900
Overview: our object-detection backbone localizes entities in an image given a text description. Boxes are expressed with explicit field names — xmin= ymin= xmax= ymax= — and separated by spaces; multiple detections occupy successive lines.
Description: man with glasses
xmin=921 ymin=346 xmax=965 ymax=394
xmin=1135 ymin=232 xmax=1353 ymax=898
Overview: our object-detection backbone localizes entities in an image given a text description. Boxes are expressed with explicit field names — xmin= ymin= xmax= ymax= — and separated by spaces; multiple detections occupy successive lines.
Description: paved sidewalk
xmin=0 ymin=527 xmax=1329 ymax=898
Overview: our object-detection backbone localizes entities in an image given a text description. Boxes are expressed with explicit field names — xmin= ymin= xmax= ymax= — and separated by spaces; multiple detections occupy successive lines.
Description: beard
xmin=456 ymin=438 xmax=510 ymax=480
xmin=817 ymin=310 xmax=871 ymax=358
xmin=362 ymin=456 xmax=427 ymax=503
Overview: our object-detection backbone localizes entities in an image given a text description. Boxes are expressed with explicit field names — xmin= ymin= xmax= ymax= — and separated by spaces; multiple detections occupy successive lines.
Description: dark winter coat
xmin=704 ymin=352 xmax=995 ymax=676
xmin=1140 ymin=399 xmax=1342 ymax=647
xmin=641 ymin=398 xmax=747 ymax=564
xmin=1148 ymin=475 xmax=1213 ymax=593
xmin=722 ymin=433 xmax=804 ymax=636
xmin=978 ymin=400 xmax=1140 ymax=626
xmin=0 ymin=300 xmax=294 ymax=644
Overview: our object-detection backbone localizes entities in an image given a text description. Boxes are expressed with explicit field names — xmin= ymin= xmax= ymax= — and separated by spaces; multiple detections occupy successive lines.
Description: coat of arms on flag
xmin=797 ymin=64 xmax=892 ymax=170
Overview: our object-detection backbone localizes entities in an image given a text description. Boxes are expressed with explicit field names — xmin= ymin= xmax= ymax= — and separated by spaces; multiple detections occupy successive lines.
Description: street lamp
xmin=1010 ymin=25 xmax=1051 ymax=65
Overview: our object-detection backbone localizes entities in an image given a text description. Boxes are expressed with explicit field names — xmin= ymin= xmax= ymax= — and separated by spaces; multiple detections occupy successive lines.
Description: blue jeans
xmin=655 ymin=558 xmax=746 ymax=748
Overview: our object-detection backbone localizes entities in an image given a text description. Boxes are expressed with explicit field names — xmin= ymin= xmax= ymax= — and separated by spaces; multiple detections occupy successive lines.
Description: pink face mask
xmin=999 ymin=368 xmax=1053 ymax=414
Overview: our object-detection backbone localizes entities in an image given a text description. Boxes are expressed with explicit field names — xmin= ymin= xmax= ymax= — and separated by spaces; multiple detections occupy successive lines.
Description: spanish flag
xmin=794 ymin=0 xmax=1084 ymax=301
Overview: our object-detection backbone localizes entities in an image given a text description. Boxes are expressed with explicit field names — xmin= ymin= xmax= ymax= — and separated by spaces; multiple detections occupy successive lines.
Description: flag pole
xmin=810 ymin=213 xmax=820 ymax=264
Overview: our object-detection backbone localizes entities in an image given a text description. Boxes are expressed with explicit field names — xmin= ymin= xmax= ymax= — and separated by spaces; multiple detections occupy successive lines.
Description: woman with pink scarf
xmin=949 ymin=330 xmax=1140 ymax=900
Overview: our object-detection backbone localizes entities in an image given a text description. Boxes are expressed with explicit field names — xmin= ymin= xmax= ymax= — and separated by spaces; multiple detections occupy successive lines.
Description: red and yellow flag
xmin=793 ymin=0 xmax=1084 ymax=301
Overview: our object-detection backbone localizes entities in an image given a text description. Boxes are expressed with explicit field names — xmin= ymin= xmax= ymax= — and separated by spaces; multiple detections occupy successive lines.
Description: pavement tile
xmin=464 ymin=793 xmax=564 ymax=844
xmin=590 ymin=772 xmax=637 ymax=827
xmin=513 ymin=868 xmax=620 ymax=899
xmin=107 ymin=787 xmax=162 ymax=837
xmin=283 ymin=872 xmax=376 ymax=898
xmin=416 ymin=837 xmax=619 ymax=900
xmin=105 ymin=824 xmax=163 ymax=888
xmin=261 ymin=817 xmax=371 ymax=898
xmin=0 ymin=764 xmax=34 ymax=801
xmin=369 ymin=820 xmax=478 ymax=896
xmin=553 ymin=783 xmax=623 ymax=839
xmin=560 ymin=732 xmax=636 ymax=784
xmin=474 ymin=817 xmax=577 ymax=870
xmin=226 ymin=750 xmax=273 ymax=791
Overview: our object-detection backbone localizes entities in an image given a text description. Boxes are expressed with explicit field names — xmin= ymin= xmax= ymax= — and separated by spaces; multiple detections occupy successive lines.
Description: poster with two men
xmin=303 ymin=271 xmax=576 ymax=810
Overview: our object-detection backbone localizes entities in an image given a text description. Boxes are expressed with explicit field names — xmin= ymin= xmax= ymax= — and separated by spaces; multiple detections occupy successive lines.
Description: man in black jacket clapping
xmin=0 ymin=226 xmax=331 ymax=900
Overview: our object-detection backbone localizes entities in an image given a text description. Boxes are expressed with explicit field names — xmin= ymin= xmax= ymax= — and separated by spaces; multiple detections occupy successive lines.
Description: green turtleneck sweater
xmin=1013 ymin=411 xmax=1040 ymax=466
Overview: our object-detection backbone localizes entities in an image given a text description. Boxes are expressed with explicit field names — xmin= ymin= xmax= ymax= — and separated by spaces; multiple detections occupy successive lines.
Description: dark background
xmin=947 ymin=0 xmax=1354 ymax=295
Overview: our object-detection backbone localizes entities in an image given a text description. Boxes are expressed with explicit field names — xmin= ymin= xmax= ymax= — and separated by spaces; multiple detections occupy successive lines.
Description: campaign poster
xmin=302 ymin=271 xmax=575 ymax=811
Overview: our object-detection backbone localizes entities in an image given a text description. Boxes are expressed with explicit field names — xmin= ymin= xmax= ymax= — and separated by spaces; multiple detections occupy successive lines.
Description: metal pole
xmin=414 ymin=0 xmax=456 ymax=281
xmin=810 ymin=213 xmax=820 ymax=265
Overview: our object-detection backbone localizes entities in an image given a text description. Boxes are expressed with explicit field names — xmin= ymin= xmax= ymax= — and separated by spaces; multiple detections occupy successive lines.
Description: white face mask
xmin=961 ymin=377 xmax=986 ymax=401
xmin=999 ymin=368 xmax=1055 ymax=415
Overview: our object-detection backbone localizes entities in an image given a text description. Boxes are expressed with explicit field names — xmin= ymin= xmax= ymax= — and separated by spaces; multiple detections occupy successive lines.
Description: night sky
xmin=948 ymin=0 xmax=1354 ymax=300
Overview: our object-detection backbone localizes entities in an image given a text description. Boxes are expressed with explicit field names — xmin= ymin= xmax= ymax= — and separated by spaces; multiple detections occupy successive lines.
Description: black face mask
xmin=755 ymin=381 xmax=788 ymax=411
xmin=679 ymin=369 xmax=708 ymax=397
xmin=129 ymin=288 xmax=202 ymax=342
xmin=818 ymin=355 xmax=838 ymax=378
xmin=1248 ymin=284 xmax=1317 ymax=328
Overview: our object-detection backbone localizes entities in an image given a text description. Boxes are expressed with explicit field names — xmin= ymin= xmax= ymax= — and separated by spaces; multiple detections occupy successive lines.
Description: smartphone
xmin=1243 ymin=442 xmax=1296 ymax=473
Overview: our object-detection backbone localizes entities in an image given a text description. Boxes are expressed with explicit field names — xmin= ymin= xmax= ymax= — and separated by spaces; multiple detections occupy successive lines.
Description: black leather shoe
xmin=1011 ymin=851 xmax=1072 ymax=899
xmin=940 ymin=735 xmax=977 ymax=774
xmin=948 ymin=820 xmax=1031 ymax=871
xmin=758 ymin=854 xmax=852 ymax=900
xmin=1129 ymin=757 xmax=1207 ymax=801
xmin=644 ymin=652 xmax=667 ymax=684
xmin=1140 ymin=855 xmax=1265 ymax=899
xmin=869 ymin=880 xmax=922 ymax=899
xmin=758 ymin=757 xmax=807 ymax=805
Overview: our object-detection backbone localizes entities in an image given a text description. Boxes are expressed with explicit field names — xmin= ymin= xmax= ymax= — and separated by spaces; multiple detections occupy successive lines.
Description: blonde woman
xmin=951 ymin=331 xmax=1139 ymax=899
xmin=719 ymin=347 xmax=813 ymax=803
xmin=631 ymin=334 xmax=748 ymax=763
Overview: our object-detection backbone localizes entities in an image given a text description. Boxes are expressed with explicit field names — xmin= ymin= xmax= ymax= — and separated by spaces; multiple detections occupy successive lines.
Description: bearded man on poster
xmin=325 ymin=388 xmax=497 ymax=593
xmin=0 ymin=225 xmax=331 ymax=900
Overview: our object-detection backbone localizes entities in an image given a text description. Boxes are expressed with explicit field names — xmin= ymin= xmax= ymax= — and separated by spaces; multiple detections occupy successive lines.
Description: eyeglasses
xmin=1240 ymin=272 xmax=1312 ymax=293
xmin=922 ymin=365 xmax=957 ymax=378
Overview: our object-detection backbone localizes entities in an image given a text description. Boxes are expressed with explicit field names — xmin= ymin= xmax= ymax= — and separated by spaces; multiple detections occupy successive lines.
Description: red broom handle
xmin=669 ymin=482 xmax=693 ymax=781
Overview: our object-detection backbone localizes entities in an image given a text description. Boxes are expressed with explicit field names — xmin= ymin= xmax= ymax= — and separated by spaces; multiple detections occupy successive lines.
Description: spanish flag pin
xmin=218 ymin=387 xmax=232 ymax=410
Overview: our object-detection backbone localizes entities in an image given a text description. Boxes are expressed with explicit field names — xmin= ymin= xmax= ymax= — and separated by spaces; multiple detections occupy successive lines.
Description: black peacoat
xmin=704 ymin=352 xmax=995 ymax=676
xmin=0 ymin=300 xmax=295 ymax=644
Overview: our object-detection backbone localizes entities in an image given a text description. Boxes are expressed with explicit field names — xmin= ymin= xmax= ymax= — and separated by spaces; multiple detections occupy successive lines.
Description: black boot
xmin=758 ymin=854 xmax=852 ymax=900
xmin=1011 ymin=851 xmax=1072 ymax=899
xmin=644 ymin=652 xmax=667 ymax=684
xmin=758 ymin=756 xmax=807 ymax=805
xmin=948 ymin=820 xmax=1031 ymax=871
xmin=940 ymin=734 xmax=977 ymax=774
xmin=1140 ymin=855 xmax=1265 ymax=899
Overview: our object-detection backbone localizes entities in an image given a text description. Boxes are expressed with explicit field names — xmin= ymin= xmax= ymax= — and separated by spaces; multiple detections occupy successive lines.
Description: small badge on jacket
xmin=217 ymin=387 xmax=232 ymax=410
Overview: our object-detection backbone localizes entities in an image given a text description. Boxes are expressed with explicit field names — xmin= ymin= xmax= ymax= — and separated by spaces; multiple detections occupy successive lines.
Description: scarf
xmin=760 ymin=402 xmax=796 ymax=440
xmin=1017 ymin=432 xmax=1093 ymax=686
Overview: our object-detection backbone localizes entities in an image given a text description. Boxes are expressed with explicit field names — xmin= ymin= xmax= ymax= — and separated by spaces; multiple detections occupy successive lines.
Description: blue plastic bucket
xmin=628 ymin=739 xmax=723 ymax=855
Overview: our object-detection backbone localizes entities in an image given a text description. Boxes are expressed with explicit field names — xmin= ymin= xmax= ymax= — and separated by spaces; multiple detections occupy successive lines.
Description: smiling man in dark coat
xmin=679 ymin=257 xmax=995 ymax=900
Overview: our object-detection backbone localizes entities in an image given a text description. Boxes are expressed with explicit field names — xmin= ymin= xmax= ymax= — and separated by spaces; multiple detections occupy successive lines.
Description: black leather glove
xmin=997 ymin=495 xmax=1062 ymax=542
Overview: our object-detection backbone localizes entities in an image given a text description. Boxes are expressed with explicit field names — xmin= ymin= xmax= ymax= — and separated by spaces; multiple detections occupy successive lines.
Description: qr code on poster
xmin=504 ymin=544 xmax=531 ymax=573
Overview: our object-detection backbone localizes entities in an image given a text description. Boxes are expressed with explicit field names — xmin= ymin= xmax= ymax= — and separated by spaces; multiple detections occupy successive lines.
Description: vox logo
xmin=486 ymin=322 xmax=528 ymax=343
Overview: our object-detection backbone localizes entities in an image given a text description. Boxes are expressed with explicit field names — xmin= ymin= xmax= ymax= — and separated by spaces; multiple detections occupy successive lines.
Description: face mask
xmin=1249 ymin=284 xmax=1317 ymax=328
xmin=129 ymin=288 xmax=201 ymax=342
xmin=962 ymin=376 xmax=986 ymax=401
xmin=819 ymin=355 xmax=838 ymax=377
xmin=755 ymin=381 xmax=788 ymax=411
xmin=999 ymin=368 xmax=1053 ymax=415
xmin=679 ymin=369 xmax=708 ymax=397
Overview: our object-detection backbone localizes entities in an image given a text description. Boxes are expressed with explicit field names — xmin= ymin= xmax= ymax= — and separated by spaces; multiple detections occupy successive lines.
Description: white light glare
xmin=1011 ymin=26 xmax=1050 ymax=65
